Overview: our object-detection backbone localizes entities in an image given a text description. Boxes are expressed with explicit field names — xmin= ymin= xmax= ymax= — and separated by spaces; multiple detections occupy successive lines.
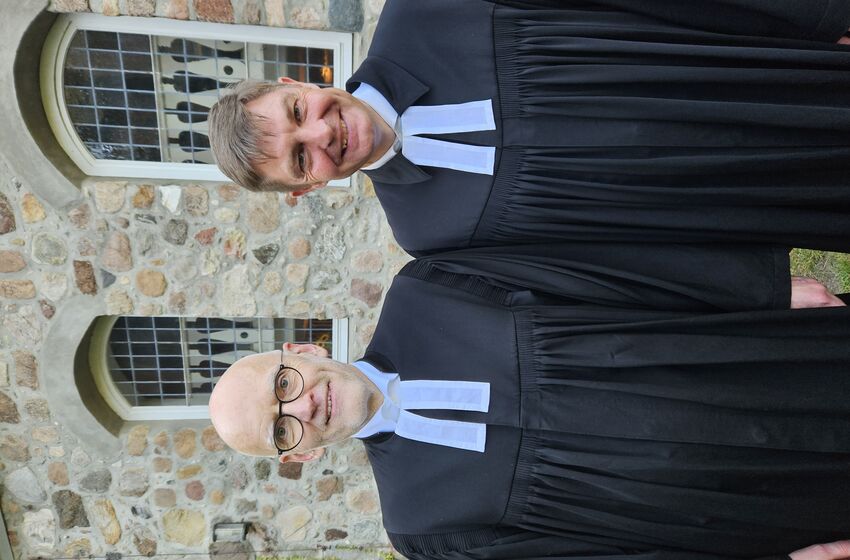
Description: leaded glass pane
xmin=106 ymin=317 xmax=334 ymax=408
xmin=63 ymin=29 xmax=336 ymax=168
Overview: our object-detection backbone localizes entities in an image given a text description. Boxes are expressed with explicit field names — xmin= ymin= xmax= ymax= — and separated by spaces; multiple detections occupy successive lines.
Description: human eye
xmin=297 ymin=148 xmax=306 ymax=173
xmin=275 ymin=420 xmax=289 ymax=448
xmin=275 ymin=368 xmax=293 ymax=400
xmin=293 ymin=100 xmax=302 ymax=123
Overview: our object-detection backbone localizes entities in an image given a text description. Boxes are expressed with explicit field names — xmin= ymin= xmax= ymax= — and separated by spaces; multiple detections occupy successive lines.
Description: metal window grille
xmin=106 ymin=316 xmax=334 ymax=408
xmin=62 ymin=30 xmax=335 ymax=165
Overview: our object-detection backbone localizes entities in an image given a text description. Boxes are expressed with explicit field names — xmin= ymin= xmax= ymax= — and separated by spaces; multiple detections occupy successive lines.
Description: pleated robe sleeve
xmin=413 ymin=243 xmax=790 ymax=311
xmin=483 ymin=0 xmax=850 ymax=42
xmin=396 ymin=528 xmax=792 ymax=560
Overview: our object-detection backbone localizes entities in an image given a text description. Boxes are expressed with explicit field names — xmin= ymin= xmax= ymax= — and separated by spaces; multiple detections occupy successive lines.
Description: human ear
xmin=276 ymin=76 xmax=319 ymax=89
xmin=290 ymin=183 xmax=327 ymax=198
xmin=281 ymin=343 xmax=330 ymax=359
xmin=278 ymin=447 xmax=326 ymax=463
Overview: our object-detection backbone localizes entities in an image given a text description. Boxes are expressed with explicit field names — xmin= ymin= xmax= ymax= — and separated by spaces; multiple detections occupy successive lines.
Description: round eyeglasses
xmin=273 ymin=353 xmax=306 ymax=454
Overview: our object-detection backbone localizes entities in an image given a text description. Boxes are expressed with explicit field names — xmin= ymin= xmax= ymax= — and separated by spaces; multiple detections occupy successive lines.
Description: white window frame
xmin=89 ymin=316 xmax=350 ymax=421
xmin=41 ymin=13 xmax=353 ymax=186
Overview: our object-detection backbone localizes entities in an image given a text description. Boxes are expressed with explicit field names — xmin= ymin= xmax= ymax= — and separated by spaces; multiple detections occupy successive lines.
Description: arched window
xmin=40 ymin=13 xmax=353 ymax=183
xmin=89 ymin=316 xmax=348 ymax=420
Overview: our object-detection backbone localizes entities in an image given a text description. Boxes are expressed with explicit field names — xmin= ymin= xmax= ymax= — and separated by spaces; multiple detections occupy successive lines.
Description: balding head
xmin=209 ymin=343 xmax=383 ymax=463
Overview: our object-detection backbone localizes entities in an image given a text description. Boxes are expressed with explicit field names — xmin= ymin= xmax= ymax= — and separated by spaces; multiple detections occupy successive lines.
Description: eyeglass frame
xmin=273 ymin=350 xmax=306 ymax=455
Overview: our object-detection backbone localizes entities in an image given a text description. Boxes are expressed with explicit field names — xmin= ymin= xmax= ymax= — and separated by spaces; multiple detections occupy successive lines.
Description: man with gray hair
xmin=209 ymin=0 xmax=850 ymax=256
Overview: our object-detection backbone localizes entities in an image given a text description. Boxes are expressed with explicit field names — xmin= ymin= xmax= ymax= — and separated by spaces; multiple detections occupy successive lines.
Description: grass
xmin=790 ymin=249 xmax=850 ymax=294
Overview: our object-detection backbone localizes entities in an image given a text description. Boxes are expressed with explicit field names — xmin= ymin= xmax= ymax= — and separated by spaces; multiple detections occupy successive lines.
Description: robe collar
xmin=347 ymin=56 xmax=432 ymax=185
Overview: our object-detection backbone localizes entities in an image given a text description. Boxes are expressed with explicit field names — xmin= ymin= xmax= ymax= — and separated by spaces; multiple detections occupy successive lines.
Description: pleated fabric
xmin=505 ymin=305 xmax=850 ymax=556
xmin=475 ymin=7 xmax=850 ymax=250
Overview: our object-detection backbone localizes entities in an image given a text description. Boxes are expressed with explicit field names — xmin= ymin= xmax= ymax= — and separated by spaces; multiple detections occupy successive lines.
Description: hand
xmin=790 ymin=540 xmax=850 ymax=560
xmin=790 ymin=276 xmax=846 ymax=309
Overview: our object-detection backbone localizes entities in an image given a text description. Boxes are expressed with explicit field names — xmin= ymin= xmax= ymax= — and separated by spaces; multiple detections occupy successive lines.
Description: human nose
xmin=281 ymin=390 xmax=319 ymax=423
xmin=299 ymin=118 xmax=333 ymax=150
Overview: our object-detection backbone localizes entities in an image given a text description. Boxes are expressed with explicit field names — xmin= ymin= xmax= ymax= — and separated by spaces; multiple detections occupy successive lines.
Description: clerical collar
xmin=352 ymin=360 xmax=490 ymax=452
xmin=351 ymin=83 xmax=496 ymax=176
xmin=351 ymin=84 xmax=401 ymax=171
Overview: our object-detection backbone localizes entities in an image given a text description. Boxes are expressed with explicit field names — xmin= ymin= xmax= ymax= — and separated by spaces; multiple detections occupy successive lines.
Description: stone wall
xmin=0 ymin=0 xmax=404 ymax=558
xmin=50 ymin=0 xmax=366 ymax=32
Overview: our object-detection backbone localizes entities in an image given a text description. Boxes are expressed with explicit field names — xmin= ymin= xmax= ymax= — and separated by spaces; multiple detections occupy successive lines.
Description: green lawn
xmin=790 ymin=249 xmax=850 ymax=294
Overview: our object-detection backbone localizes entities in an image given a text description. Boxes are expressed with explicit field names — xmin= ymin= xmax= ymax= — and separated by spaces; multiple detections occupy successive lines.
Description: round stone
xmin=262 ymin=271 xmax=283 ymax=295
xmin=25 ymin=399 xmax=50 ymax=422
xmin=94 ymin=181 xmax=126 ymax=213
xmin=276 ymin=505 xmax=312 ymax=541
xmin=350 ymin=279 xmax=383 ymax=307
xmin=80 ymin=469 xmax=112 ymax=493
xmin=119 ymin=466 xmax=149 ymax=497
xmin=101 ymin=231 xmax=133 ymax=272
xmin=185 ymin=480 xmax=205 ymax=501
xmin=351 ymin=250 xmax=384 ymax=273
xmin=6 ymin=467 xmax=46 ymax=504
xmin=136 ymin=269 xmax=167 ymax=297
xmin=177 ymin=464 xmax=202 ymax=479
xmin=252 ymin=243 xmax=280 ymax=265
xmin=209 ymin=489 xmax=225 ymax=505
xmin=0 ymin=280 xmax=35 ymax=299
xmin=285 ymin=263 xmax=309 ymax=288
xmin=163 ymin=219 xmax=189 ymax=245
xmin=194 ymin=227 xmax=217 ymax=246
xmin=32 ymin=233 xmax=67 ymax=265
xmin=153 ymin=488 xmax=176 ymax=508
xmin=48 ymin=462 xmax=69 ymax=486
xmin=288 ymin=237 xmax=311 ymax=260
xmin=223 ymin=229 xmax=247 ymax=259
xmin=220 ymin=265 xmax=257 ymax=316
xmin=254 ymin=460 xmax=271 ymax=481
xmin=132 ymin=185 xmax=155 ymax=209
xmin=0 ymin=193 xmax=17 ymax=234
xmin=0 ymin=250 xmax=26 ymax=273
xmin=214 ymin=207 xmax=239 ymax=223
xmin=162 ymin=508 xmax=205 ymax=546
xmin=174 ymin=428 xmax=197 ymax=459
xmin=21 ymin=194 xmax=46 ymax=223
xmin=202 ymin=425 xmax=226 ymax=451
xmin=247 ymin=192 xmax=279 ymax=233
xmin=90 ymin=499 xmax=121 ymax=544
xmin=106 ymin=290 xmax=134 ymax=315
xmin=73 ymin=260 xmax=98 ymax=295
xmin=40 ymin=272 xmax=67 ymax=300
xmin=132 ymin=525 xmax=157 ymax=557
xmin=0 ymin=391 xmax=19 ymax=423
xmin=52 ymin=489 xmax=89 ymax=529
xmin=218 ymin=184 xmax=241 ymax=201
xmin=345 ymin=488 xmax=380 ymax=514
xmin=22 ymin=509 xmax=55 ymax=555
xmin=126 ymin=425 xmax=149 ymax=456
xmin=184 ymin=185 xmax=209 ymax=216
xmin=67 ymin=203 xmax=90 ymax=230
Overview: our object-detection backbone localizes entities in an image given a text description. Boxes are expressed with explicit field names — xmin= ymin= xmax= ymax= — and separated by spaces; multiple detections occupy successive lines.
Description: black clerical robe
xmin=360 ymin=244 xmax=850 ymax=559
xmin=350 ymin=0 xmax=850 ymax=255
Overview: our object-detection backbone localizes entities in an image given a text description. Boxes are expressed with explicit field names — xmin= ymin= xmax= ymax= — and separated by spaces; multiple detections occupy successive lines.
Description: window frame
xmin=89 ymin=315 xmax=350 ymax=421
xmin=40 ymin=13 xmax=354 ymax=185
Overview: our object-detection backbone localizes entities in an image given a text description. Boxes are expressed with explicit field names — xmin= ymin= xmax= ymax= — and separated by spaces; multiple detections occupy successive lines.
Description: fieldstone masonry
xmin=0 ymin=0 xmax=402 ymax=558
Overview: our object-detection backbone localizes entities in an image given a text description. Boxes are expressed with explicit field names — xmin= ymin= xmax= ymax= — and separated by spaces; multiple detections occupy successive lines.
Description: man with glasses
xmin=210 ymin=243 xmax=850 ymax=560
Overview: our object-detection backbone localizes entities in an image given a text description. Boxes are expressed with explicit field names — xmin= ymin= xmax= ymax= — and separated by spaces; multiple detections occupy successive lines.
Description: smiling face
xmin=245 ymin=78 xmax=395 ymax=194
xmin=209 ymin=343 xmax=383 ymax=462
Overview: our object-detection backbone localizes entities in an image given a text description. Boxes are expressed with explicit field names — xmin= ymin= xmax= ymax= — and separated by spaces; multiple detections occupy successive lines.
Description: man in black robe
xmin=210 ymin=0 xmax=850 ymax=255
xmin=209 ymin=244 xmax=850 ymax=559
